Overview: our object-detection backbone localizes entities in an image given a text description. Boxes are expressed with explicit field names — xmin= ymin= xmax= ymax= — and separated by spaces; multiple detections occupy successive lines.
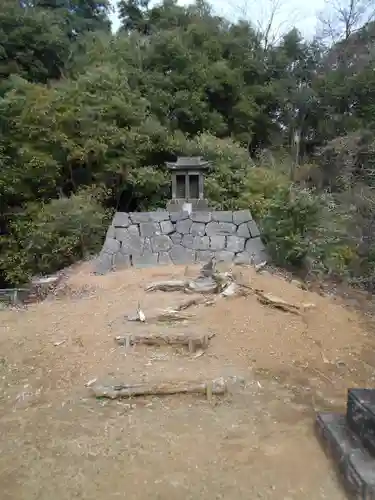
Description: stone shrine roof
xmin=165 ymin=156 xmax=210 ymax=170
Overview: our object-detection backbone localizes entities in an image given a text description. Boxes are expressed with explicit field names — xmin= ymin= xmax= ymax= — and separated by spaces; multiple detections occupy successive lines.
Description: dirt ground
xmin=1 ymin=262 xmax=375 ymax=500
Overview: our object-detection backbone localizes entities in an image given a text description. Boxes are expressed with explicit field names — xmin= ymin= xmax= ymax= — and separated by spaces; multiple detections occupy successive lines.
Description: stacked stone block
xmin=94 ymin=209 xmax=266 ymax=274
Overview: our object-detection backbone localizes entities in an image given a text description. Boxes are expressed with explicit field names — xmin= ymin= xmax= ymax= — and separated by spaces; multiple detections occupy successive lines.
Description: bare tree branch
xmin=317 ymin=0 xmax=375 ymax=42
xmin=229 ymin=0 xmax=303 ymax=49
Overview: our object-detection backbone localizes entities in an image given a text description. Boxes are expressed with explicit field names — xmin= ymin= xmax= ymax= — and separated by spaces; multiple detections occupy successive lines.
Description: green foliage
xmin=260 ymin=186 xmax=356 ymax=279
xmin=2 ymin=0 xmax=375 ymax=289
xmin=238 ymin=167 xmax=290 ymax=219
xmin=0 ymin=2 xmax=70 ymax=84
xmin=261 ymin=187 xmax=322 ymax=267
xmin=127 ymin=165 xmax=170 ymax=211
xmin=1 ymin=189 xmax=112 ymax=285
xmin=0 ymin=67 xmax=151 ymax=207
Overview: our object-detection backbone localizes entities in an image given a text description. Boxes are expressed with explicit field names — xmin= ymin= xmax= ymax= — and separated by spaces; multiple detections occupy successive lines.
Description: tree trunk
xmin=115 ymin=332 xmax=214 ymax=352
xmin=90 ymin=377 xmax=227 ymax=400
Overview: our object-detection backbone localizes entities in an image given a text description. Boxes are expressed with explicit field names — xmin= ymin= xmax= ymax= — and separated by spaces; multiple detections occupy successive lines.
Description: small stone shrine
xmin=93 ymin=156 xmax=267 ymax=273
xmin=166 ymin=156 xmax=210 ymax=212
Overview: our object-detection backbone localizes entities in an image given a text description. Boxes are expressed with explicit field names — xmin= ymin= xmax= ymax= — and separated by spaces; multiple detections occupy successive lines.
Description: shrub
xmin=261 ymin=187 xmax=321 ymax=267
xmin=237 ymin=167 xmax=290 ymax=219
xmin=261 ymin=185 xmax=354 ymax=277
xmin=1 ymin=188 xmax=112 ymax=285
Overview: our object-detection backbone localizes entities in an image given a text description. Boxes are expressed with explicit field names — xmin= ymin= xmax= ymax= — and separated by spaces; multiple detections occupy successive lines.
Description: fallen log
xmin=90 ymin=377 xmax=227 ymax=400
xmin=127 ymin=309 xmax=194 ymax=323
xmin=154 ymin=310 xmax=194 ymax=322
xmin=145 ymin=277 xmax=221 ymax=295
xmin=145 ymin=280 xmax=189 ymax=292
xmin=115 ymin=332 xmax=215 ymax=352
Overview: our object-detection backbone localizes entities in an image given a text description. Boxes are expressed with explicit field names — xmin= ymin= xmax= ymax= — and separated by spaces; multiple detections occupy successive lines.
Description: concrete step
xmin=316 ymin=412 xmax=375 ymax=499
xmin=347 ymin=389 xmax=375 ymax=458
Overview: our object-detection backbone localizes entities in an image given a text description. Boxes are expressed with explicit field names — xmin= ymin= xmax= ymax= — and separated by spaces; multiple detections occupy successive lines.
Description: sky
xmin=109 ymin=0 xmax=328 ymax=39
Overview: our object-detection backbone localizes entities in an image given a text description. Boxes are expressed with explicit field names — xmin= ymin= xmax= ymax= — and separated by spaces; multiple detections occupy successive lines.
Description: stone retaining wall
xmin=94 ymin=210 xmax=267 ymax=274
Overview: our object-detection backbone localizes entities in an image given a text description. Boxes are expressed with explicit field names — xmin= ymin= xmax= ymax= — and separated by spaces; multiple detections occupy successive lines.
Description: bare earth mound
xmin=1 ymin=262 xmax=375 ymax=499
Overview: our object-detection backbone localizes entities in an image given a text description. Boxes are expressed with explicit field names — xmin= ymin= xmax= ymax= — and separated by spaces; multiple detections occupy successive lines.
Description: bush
xmin=261 ymin=185 xmax=355 ymax=277
xmin=261 ymin=187 xmax=321 ymax=267
xmin=1 ymin=188 xmax=112 ymax=285
xmin=237 ymin=167 xmax=290 ymax=219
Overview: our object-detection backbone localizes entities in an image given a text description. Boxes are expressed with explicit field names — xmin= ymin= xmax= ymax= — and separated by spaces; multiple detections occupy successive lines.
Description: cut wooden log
xmin=145 ymin=278 xmax=221 ymax=295
xmin=145 ymin=280 xmax=189 ymax=292
xmin=90 ymin=377 xmax=227 ymax=400
xmin=126 ymin=309 xmax=194 ymax=323
xmin=115 ymin=332 xmax=215 ymax=352
xmin=154 ymin=310 xmax=194 ymax=322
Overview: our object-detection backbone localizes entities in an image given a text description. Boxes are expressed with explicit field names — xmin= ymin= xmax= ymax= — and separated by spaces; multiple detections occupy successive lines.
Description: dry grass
xmin=1 ymin=261 xmax=374 ymax=499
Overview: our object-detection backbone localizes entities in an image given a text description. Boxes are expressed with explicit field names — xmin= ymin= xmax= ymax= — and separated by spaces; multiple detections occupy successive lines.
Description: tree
xmin=234 ymin=0 xmax=303 ymax=50
xmin=0 ymin=1 xmax=70 ymax=84
xmin=118 ymin=0 xmax=150 ymax=33
xmin=34 ymin=0 xmax=112 ymax=33
xmin=0 ymin=65 xmax=152 ymax=205
xmin=2 ymin=0 xmax=375 ymax=287
xmin=318 ymin=0 xmax=375 ymax=42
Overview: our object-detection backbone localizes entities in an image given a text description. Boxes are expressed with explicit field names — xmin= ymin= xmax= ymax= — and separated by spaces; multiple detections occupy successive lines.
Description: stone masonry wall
xmin=94 ymin=210 xmax=267 ymax=274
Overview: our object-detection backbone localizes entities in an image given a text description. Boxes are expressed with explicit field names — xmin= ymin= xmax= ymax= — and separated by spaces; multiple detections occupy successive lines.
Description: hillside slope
xmin=1 ymin=262 xmax=374 ymax=499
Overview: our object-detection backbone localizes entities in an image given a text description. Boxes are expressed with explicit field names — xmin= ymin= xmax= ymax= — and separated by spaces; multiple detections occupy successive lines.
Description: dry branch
xmin=90 ymin=377 xmax=227 ymax=399
xmin=220 ymin=282 xmax=248 ymax=297
xmin=187 ymin=277 xmax=220 ymax=294
xmin=254 ymin=289 xmax=315 ymax=314
xmin=199 ymin=256 xmax=216 ymax=277
xmin=127 ymin=297 xmax=214 ymax=325
xmin=254 ymin=261 xmax=267 ymax=273
xmin=174 ymin=296 xmax=216 ymax=310
xmin=255 ymin=289 xmax=301 ymax=314
xmin=127 ymin=302 xmax=146 ymax=322
xmin=115 ymin=332 xmax=215 ymax=352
